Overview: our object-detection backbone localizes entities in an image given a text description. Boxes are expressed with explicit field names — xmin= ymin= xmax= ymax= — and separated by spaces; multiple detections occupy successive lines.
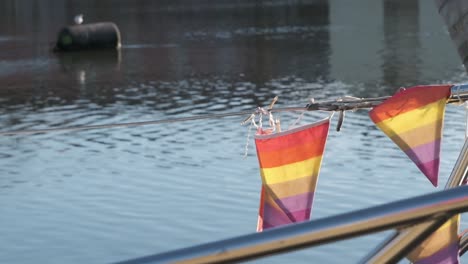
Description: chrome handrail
xmin=449 ymin=84 xmax=468 ymax=105
xmin=115 ymin=186 xmax=468 ymax=264
xmin=362 ymin=138 xmax=468 ymax=263
xmin=460 ymin=232 xmax=468 ymax=256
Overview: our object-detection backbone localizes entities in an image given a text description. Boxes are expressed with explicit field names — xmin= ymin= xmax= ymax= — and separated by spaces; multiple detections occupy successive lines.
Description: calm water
xmin=1 ymin=1 xmax=468 ymax=263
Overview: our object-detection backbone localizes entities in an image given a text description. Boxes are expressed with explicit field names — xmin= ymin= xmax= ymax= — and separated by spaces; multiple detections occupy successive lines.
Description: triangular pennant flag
xmin=369 ymin=85 xmax=452 ymax=186
xmin=255 ymin=118 xmax=330 ymax=231
xmin=407 ymin=215 xmax=460 ymax=264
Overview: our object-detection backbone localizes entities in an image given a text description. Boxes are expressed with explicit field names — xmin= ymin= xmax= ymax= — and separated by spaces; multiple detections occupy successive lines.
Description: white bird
xmin=74 ymin=14 xmax=83 ymax=25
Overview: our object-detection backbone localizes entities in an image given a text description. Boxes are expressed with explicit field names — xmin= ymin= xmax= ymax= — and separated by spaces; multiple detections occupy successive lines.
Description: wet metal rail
xmin=115 ymin=185 xmax=468 ymax=264
xmin=461 ymin=232 xmax=468 ymax=256
xmin=361 ymin=137 xmax=468 ymax=263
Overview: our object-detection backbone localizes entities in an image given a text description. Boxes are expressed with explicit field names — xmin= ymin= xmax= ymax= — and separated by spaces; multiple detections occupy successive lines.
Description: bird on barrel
xmin=74 ymin=14 xmax=83 ymax=25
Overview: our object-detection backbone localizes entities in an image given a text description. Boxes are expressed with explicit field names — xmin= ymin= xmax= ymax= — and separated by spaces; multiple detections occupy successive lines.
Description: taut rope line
xmin=0 ymin=107 xmax=306 ymax=136
xmin=2 ymin=85 xmax=468 ymax=136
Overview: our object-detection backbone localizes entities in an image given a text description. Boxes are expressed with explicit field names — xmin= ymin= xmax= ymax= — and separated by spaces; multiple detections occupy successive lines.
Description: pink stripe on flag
xmin=414 ymin=242 xmax=459 ymax=264
xmin=404 ymin=139 xmax=441 ymax=165
xmin=263 ymin=203 xmax=292 ymax=227
xmin=417 ymin=158 xmax=440 ymax=187
xmin=275 ymin=192 xmax=314 ymax=214
xmin=262 ymin=221 xmax=275 ymax=229
xmin=287 ymin=209 xmax=311 ymax=222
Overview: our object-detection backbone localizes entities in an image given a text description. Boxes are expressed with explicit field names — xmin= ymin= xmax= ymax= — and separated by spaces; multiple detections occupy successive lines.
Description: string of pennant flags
xmin=249 ymin=84 xmax=468 ymax=264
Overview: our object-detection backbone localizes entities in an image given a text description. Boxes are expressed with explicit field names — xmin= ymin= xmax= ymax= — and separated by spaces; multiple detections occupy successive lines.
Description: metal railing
xmin=461 ymin=232 xmax=468 ymax=256
xmin=361 ymin=137 xmax=468 ymax=263
xmin=115 ymin=186 xmax=468 ymax=264
xmin=115 ymin=139 xmax=468 ymax=264
xmin=113 ymin=84 xmax=468 ymax=264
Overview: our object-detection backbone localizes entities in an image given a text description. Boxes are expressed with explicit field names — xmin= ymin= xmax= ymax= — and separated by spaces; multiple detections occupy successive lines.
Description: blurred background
xmin=0 ymin=0 xmax=467 ymax=263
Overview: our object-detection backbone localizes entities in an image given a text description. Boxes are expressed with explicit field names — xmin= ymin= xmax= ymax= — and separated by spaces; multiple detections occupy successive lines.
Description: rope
xmin=0 ymin=107 xmax=306 ymax=136
xmin=243 ymin=119 xmax=254 ymax=158
xmin=2 ymin=88 xmax=468 ymax=136
xmin=0 ymin=111 xmax=251 ymax=136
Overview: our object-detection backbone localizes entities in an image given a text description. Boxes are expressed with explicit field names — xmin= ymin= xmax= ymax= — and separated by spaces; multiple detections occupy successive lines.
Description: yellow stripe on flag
xmin=260 ymin=156 xmax=322 ymax=185
xmin=390 ymin=120 xmax=442 ymax=151
xmin=408 ymin=215 xmax=459 ymax=260
xmin=266 ymin=176 xmax=317 ymax=199
xmin=375 ymin=99 xmax=445 ymax=137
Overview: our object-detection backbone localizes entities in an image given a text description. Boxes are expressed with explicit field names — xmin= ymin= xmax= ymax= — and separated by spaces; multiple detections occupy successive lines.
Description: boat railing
xmin=360 ymin=137 xmax=468 ymax=263
xmin=461 ymin=232 xmax=468 ymax=257
xmin=115 ymin=186 xmax=468 ymax=264
xmin=112 ymin=86 xmax=468 ymax=264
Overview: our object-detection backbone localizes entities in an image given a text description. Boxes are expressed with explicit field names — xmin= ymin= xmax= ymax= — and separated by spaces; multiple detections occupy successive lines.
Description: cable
xmin=0 ymin=107 xmax=306 ymax=136
xmin=2 ymin=85 xmax=468 ymax=136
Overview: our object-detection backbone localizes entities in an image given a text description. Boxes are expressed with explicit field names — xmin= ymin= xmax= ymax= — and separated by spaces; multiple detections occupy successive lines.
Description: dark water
xmin=0 ymin=1 xmax=467 ymax=263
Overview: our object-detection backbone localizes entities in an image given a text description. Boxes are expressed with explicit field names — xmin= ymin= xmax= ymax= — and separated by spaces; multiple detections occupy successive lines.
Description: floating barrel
xmin=54 ymin=22 xmax=121 ymax=52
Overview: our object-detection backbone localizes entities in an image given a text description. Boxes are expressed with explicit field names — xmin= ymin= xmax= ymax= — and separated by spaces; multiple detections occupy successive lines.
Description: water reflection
xmin=0 ymin=1 xmax=333 ymax=112
xmin=0 ymin=1 xmax=467 ymax=264
xmin=55 ymin=49 xmax=122 ymax=84
xmin=382 ymin=0 xmax=421 ymax=91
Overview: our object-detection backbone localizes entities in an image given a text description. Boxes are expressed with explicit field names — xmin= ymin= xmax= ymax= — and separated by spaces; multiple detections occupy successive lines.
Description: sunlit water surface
xmin=0 ymin=1 xmax=467 ymax=263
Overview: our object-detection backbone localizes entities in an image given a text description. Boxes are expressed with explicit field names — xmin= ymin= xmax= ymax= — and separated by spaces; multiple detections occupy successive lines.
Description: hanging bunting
xmin=369 ymin=85 xmax=452 ymax=187
xmin=255 ymin=118 xmax=330 ymax=231
xmin=407 ymin=215 xmax=460 ymax=264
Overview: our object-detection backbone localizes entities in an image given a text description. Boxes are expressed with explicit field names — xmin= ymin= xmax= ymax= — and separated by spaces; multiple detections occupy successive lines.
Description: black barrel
xmin=54 ymin=22 xmax=121 ymax=52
